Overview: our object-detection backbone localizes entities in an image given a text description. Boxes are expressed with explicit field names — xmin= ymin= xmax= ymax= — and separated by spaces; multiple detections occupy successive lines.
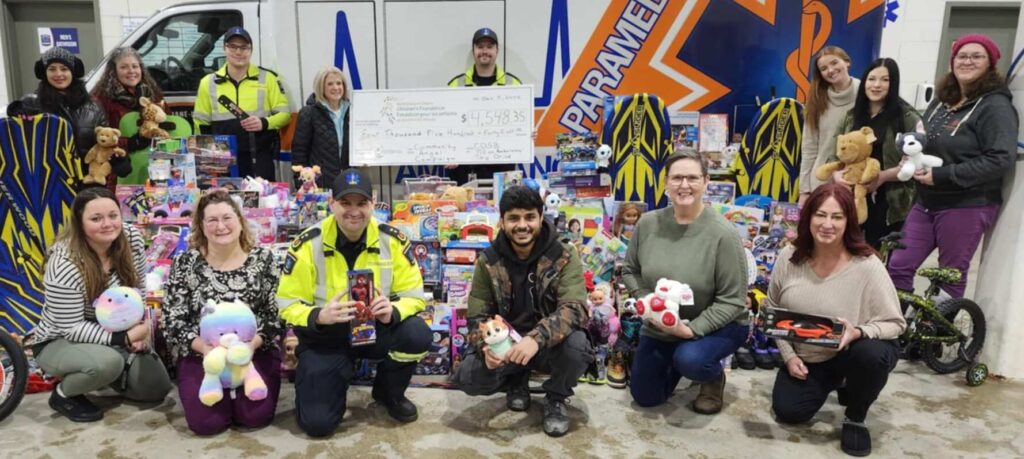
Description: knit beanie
xmin=34 ymin=47 xmax=84 ymax=80
xmin=950 ymin=34 xmax=1001 ymax=69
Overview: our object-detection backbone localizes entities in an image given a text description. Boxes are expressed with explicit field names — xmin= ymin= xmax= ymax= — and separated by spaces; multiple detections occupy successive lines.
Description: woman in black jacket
xmin=6 ymin=47 xmax=117 ymax=178
xmin=291 ymin=66 xmax=351 ymax=189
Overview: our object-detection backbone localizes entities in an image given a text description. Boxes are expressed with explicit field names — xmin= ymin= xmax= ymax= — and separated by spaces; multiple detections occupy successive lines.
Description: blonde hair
xmin=312 ymin=66 xmax=350 ymax=106
xmin=805 ymin=46 xmax=851 ymax=133
xmin=189 ymin=189 xmax=255 ymax=253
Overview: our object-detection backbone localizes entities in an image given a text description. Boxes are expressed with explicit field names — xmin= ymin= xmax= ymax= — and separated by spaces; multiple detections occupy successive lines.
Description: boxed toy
xmin=759 ymin=307 xmax=845 ymax=348
xmin=409 ymin=240 xmax=443 ymax=284
xmin=347 ymin=270 xmax=377 ymax=346
xmin=442 ymin=264 xmax=475 ymax=307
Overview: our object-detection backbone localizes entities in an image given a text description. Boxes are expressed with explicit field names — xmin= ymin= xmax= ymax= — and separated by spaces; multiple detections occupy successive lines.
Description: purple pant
xmin=176 ymin=350 xmax=282 ymax=435
xmin=887 ymin=204 xmax=998 ymax=298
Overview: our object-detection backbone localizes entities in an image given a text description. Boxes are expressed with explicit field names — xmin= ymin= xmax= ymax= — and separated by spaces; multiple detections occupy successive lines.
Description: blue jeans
xmin=630 ymin=322 xmax=747 ymax=407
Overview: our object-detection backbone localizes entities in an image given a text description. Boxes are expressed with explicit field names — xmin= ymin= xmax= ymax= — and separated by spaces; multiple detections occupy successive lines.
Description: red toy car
xmin=775 ymin=320 xmax=833 ymax=339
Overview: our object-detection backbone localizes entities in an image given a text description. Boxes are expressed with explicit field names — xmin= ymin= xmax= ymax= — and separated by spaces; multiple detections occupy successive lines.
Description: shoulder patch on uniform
xmin=378 ymin=223 xmax=408 ymax=244
xmin=291 ymin=227 xmax=321 ymax=251
xmin=402 ymin=244 xmax=415 ymax=264
xmin=283 ymin=253 xmax=297 ymax=275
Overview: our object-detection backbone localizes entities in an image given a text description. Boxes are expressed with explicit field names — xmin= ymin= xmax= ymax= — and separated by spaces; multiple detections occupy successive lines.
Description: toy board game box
xmin=760 ymin=307 xmax=845 ymax=348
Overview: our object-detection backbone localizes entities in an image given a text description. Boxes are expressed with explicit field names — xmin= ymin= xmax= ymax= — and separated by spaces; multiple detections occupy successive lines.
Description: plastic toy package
xmin=759 ymin=307 xmax=845 ymax=348
xmin=348 ymin=270 xmax=377 ymax=346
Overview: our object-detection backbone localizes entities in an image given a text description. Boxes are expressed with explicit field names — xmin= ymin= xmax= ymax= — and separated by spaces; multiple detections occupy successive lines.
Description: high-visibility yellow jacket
xmin=447 ymin=65 xmax=522 ymax=87
xmin=193 ymin=63 xmax=290 ymax=154
xmin=276 ymin=215 xmax=426 ymax=351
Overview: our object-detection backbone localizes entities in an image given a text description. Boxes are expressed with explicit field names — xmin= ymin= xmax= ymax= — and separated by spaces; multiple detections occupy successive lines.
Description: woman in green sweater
xmin=622 ymin=150 xmax=748 ymax=414
xmin=768 ymin=183 xmax=905 ymax=457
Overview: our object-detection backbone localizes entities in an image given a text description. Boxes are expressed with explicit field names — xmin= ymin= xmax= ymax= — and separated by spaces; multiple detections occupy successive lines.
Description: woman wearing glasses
xmin=622 ymin=149 xmax=748 ymax=414
xmin=163 ymin=190 xmax=283 ymax=435
xmin=887 ymin=34 xmax=1018 ymax=302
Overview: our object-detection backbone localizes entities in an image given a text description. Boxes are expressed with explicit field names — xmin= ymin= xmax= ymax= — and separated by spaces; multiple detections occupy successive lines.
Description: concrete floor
xmin=0 ymin=361 xmax=1022 ymax=459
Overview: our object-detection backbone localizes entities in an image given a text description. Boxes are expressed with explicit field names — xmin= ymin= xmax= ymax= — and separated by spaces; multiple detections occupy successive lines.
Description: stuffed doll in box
xmin=895 ymin=131 xmax=943 ymax=181
xmin=198 ymin=299 xmax=268 ymax=406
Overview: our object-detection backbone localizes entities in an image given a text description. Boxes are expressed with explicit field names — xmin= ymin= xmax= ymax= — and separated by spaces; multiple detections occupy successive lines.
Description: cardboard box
xmin=760 ymin=307 xmax=844 ymax=348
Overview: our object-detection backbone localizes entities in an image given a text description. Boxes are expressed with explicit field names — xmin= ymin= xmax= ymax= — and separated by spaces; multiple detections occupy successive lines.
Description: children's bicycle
xmin=0 ymin=332 xmax=29 ymax=422
xmin=878 ymin=232 xmax=988 ymax=386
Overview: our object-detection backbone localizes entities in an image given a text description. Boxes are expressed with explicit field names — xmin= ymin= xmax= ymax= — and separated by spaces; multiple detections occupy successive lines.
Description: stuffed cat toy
xmin=479 ymin=315 xmax=514 ymax=359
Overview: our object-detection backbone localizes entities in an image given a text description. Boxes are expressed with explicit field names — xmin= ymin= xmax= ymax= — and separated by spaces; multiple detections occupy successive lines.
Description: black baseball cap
xmin=472 ymin=28 xmax=498 ymax=46
xmin=332 ymin=168 xmax=373 ymax=200
xmin=224 ymin=26 xmax=252 ymax=44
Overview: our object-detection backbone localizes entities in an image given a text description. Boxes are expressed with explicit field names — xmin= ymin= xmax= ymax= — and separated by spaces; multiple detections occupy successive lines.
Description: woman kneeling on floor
xmin=622 ymin=149 xmax=749 ymax=413
xmin=768 ymin=183 xmax=906 ymax=457
xmin=163 ymin=190 xmax=283 ymax=435
xmin=26 ymin=187 xmax=172 ymax=422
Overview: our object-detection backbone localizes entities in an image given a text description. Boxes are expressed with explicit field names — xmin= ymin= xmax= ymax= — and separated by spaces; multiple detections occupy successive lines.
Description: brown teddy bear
xmin=815 ymin=126 xmax=880 ymax=224
xmin=83 ymin=127 xmax=127 ymax=184
xmin=139 ymin=96 xmax=170 ymax=139
xmin=439 ymin=185 xmax=475 ymax=210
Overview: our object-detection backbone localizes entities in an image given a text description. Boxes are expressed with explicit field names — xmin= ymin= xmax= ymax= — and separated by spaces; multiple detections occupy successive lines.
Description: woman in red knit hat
xmin=887 ymin=34 xmax=1018 ymax=303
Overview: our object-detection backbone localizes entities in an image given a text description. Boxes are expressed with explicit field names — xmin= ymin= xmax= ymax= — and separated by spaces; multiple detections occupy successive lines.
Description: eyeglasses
xmin=954 ymin=53 xmax=988 ymax=63
xmin=225 ymin=44 xmax=252 ymax=52
xmin=203 ymin=215 xmax=237 ymax=227
xmin=667 ymin=174 xmax=705 ymax=186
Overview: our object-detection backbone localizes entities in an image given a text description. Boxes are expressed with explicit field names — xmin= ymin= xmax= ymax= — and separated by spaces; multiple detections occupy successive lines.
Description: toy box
xmin=759 ymin=307 xmax=845 ymax=348
xmin=442 ymin=265 xmax=475 ymax=307
xmin=410 ymin=240 xmax=443 ymax=284
xmin=347 ymin=270 xmax=377 ymax=347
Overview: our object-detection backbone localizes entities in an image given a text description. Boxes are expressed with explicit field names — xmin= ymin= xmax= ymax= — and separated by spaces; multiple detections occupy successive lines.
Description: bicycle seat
xmin=918 ymin=267 xmax=962 ymax=284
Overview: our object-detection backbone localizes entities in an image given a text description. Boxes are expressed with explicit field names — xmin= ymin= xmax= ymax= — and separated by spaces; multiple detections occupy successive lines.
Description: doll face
xmin=622 ymin=207 xmax=641 ymax=225
xmin=589 ymin=289 xmax=605 ymax=305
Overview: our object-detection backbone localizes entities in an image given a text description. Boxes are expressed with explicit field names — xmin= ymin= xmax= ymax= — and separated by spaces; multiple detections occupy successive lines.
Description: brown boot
xmin=692 ymin=372 xmax=726 ymax=414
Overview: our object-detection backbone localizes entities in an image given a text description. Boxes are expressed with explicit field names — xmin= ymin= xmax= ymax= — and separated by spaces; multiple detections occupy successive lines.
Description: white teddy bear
xmin=895 ymin=132 xmax=943 ymax=181
xmin=635 ymin=278 xmax=694 ymax=327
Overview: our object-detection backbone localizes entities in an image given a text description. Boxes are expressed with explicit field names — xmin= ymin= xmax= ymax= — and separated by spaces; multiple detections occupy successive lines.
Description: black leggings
xmin=772 ymin=339 xmax=899 ymax=423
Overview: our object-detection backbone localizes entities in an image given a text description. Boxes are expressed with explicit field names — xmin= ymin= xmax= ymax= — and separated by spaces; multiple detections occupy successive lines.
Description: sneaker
xmin=841 ymin=420 xmax=872 ymax=457
xmin=734 ymin=347 xmax=757 ymax=370
xmin=606 ymin=348 xmax=628 ymax=389
xmin=692 ymin=372 xmax=726 ymax=415
xmin=49 ymin=389 xmax=103 ymax=422
xmin=542 ymin=398 xmax=571 ymax=437
xmin=506 ymin=380 xmax=531 ymax=412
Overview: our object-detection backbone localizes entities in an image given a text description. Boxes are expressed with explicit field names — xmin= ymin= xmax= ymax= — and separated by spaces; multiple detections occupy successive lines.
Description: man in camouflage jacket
xmin=453 ymin=186 xmax=591 ymax=437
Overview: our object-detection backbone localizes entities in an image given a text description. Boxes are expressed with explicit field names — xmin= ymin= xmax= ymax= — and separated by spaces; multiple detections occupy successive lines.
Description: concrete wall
xmin=0 ymin=24 xmax=8 ymax=106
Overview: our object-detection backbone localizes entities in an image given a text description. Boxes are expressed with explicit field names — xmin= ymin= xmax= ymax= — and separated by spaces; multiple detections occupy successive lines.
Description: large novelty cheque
xmin=350 ymin=85 xmax=534 ymax=166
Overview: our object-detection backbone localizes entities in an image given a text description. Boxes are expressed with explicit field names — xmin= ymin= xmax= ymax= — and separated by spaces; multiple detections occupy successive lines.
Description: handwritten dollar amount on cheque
xmin=460 ymin=109 xmax=528 ymax=127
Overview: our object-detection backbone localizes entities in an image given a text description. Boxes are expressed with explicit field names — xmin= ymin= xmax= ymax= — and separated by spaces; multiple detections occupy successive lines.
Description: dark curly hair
xmin=936 ymin=68 xmax=1006 ymax=105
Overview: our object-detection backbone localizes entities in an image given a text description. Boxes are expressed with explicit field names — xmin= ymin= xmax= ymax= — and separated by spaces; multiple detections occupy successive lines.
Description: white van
xmin=84 ymin=0 xmax=567 ymax=192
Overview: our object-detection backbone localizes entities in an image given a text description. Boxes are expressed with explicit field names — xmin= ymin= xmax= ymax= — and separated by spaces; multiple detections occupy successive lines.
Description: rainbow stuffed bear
xmin=198 ymin=299 xmax=268 ymax=406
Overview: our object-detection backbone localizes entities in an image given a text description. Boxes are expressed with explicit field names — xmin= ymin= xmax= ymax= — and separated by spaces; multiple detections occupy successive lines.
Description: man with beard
xmin=445 ymin=27 xmax=523 ymax=185
xmin=453 ymin=186 xmax=591 ymax=437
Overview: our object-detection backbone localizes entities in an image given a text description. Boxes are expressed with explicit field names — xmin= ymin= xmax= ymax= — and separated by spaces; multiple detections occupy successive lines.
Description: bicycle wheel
xmin=0 ymin=332 xmax=29 ymax=423
xmin=922 ymin=298 xmax=986 ymax=374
